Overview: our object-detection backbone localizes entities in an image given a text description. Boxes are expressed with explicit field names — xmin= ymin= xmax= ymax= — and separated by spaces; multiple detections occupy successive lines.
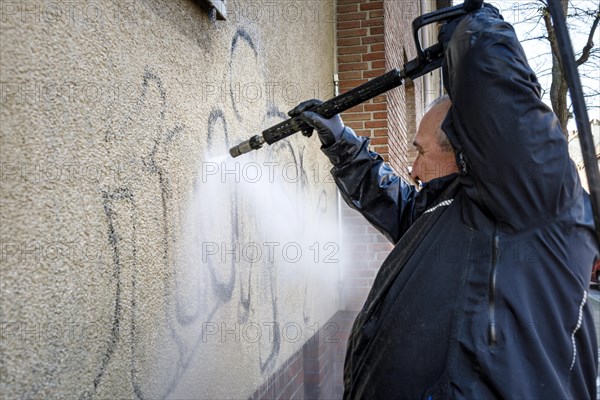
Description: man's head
xmin=410 ymin=95 xmax=458 ymax=184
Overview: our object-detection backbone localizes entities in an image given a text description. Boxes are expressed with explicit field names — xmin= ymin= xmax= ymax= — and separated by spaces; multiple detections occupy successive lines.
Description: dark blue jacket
xmin=323 ymin=5 xmax=598 ymax=399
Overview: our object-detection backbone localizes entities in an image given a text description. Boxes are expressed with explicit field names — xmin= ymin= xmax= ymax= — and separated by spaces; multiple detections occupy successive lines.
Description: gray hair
xmin=426 ymin=94 xmax=453 ymax=152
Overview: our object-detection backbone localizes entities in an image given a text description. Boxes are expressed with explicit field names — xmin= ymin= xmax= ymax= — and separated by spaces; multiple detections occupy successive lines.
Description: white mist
xmin=169 ymin=148 xmax=342 ymax=399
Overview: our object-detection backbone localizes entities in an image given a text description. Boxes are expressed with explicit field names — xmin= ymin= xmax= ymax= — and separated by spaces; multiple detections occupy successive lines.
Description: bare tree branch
xmin=576 ymin=9 xmax=600 ymax=65
xmin=500 ymin=1 xmax=599 ymax=134
xmin=542 ymin=5 xmax=564 ymax=71
xmin=521 ymin=35 xmax=549 ymax=42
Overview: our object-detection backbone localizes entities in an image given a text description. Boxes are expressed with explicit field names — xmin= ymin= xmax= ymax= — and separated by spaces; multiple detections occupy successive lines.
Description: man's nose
xmin=410 ymin=163 xmax=419 ymax=181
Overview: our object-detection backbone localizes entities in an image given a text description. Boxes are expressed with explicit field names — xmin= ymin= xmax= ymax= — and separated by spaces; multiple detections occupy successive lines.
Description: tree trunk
xmin=550 ymin=52 xmax=570 ymax=134
xmin=543 ymin=0 xmax=570 ymax=135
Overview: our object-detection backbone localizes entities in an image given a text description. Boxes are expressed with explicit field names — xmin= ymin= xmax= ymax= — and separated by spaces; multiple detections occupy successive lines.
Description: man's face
xmin=410 ymin=100 xmax=458 ymax=185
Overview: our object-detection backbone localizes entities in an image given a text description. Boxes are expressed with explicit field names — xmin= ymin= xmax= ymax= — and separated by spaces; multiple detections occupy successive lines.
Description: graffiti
xmin=88 ymin=24 xmax=329 ymax=399
xmin=203 ymin=28 xmax=284 ymax=375
xmin=100 ymin=67 xmax=190 ymax=399
xmin=96 ymin=188 xmax=133 ymax=392
xmin=230 ymin=28 xmax=258 ymax=121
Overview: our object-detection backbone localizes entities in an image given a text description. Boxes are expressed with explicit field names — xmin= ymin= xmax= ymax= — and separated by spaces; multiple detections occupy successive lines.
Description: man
xmin=408 ymin=95 xmax=457 ymax=185
xmin=289 ymin=4 xmax=598 ymax=399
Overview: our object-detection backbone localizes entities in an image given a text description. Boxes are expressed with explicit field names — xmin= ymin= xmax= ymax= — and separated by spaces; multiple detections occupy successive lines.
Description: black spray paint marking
xmin=259 ymin=262 xmax=281 ymax=374
xmin=105 ymin=70 xmax=167 ymax=143
xmin=99 ymin=69 xmax=191 ymax=400
xmin=91 ymin=23 xmax=326 ymax=398
xmin=230 ymin=28 xmax=259 ymax=121
xmin=95 ymin=188 xmax=134 ymax=390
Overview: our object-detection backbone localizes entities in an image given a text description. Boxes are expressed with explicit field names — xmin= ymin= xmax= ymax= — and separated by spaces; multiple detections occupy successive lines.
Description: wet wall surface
xmin=0 ymin=1 xmax=342 ymax=398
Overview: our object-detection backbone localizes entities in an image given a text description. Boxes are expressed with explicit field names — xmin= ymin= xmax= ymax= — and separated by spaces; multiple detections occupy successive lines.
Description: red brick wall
xmin=337 ymin=0 xmax=389 ymax=161
xmin=384 ymin=0 xmax=421 ymax=178
xmin=250 ymin=311 xmax=356 ymax=400
xmin=340 ymin=205 xmax=393 ymax=312
xmin=336 ymin=0 xmax=424 ymax=312
xmin=337 ymin=0 xmax=393 ymax=313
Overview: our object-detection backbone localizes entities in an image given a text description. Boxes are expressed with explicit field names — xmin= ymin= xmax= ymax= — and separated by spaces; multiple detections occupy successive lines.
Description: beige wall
xmin=0 ymin=1 xmax=340 ymax=398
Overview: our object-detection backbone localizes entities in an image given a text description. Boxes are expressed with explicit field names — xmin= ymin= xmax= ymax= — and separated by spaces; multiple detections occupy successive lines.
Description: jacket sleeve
xmin=441 ymin=5 xmax=581 ymax=231
xmin=321 ymin=127 xmax=418 ymax=243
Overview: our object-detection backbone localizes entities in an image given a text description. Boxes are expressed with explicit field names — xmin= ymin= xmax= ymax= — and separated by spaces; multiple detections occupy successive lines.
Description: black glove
xmin=288 ymin=99 xmax=345 ymax=148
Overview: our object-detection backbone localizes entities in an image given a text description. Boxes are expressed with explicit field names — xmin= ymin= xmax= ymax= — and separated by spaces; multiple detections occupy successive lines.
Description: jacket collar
xmin=414 ymin=173 xmax=460 ymax=217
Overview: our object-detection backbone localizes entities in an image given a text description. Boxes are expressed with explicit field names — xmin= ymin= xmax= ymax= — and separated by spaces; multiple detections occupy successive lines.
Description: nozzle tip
xmin=229 ymin=146 xmax=242 ymax=158
xmin=228 ymin=135 xmax=265 ymax=159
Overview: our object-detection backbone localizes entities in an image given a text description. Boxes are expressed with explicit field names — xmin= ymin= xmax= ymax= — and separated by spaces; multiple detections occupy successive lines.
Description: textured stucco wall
xmin=0 ymin=1 xmax=339 ymax=398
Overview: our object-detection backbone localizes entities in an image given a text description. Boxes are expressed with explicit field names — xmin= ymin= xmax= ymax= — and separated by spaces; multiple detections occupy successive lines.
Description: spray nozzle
xmin=229 ymin=135 xmax=266 ymax=158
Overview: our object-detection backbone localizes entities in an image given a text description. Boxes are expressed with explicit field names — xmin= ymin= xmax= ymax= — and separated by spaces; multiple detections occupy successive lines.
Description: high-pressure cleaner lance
xmin=229 ymin=0 xmax=483 ymax=158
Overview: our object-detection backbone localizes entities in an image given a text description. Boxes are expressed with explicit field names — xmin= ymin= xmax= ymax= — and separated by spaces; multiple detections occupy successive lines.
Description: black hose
xmin=547 ymin=0 xmax=600 ymax=248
